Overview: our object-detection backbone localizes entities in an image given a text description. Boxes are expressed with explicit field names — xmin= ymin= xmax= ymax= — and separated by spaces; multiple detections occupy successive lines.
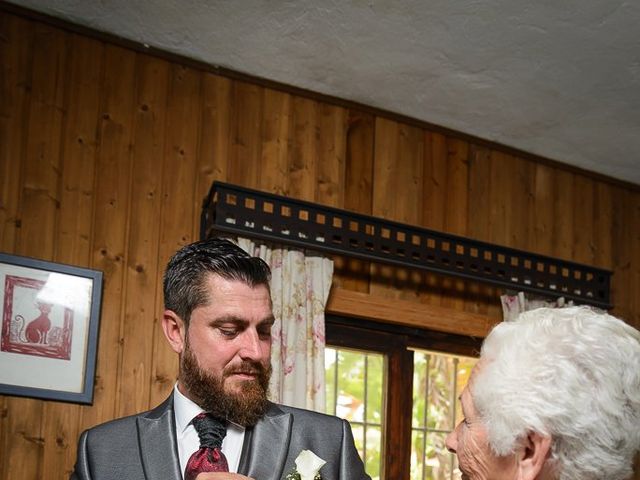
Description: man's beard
xmin=179 ymin=343 xmax=271 ymax=427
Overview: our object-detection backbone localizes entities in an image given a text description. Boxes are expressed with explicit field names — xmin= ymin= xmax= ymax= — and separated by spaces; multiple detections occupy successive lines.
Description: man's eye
xmin=258 ymin=329 xmax=272 ymax=339
xmin=219 ymin=328 xmax=238 ymax=337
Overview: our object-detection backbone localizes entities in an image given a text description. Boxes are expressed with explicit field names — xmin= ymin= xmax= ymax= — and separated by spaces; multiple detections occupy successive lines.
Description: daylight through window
xmin=325 ymin=347 xmax=385 ymax=479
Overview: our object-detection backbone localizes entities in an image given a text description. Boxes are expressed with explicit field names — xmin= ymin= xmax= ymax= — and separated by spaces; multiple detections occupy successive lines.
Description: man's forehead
xmin=200 ymin=274 xmax=272 ymax=315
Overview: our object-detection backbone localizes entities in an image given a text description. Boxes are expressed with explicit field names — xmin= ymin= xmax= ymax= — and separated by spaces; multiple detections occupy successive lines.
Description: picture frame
xmin=0 ymin=252 xmax=103 ymax=404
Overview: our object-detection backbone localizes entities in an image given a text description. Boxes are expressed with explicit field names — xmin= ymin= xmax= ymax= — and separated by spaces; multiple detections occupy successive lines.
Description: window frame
xmin=326 ymin=315 xmax=482 ymax=480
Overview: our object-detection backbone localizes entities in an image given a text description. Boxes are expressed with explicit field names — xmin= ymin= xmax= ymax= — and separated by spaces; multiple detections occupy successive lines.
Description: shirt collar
xmin=172 ymin=383 xmax=245 ymax=433
xmin=173 ymin=383 xmax=204 ymax=435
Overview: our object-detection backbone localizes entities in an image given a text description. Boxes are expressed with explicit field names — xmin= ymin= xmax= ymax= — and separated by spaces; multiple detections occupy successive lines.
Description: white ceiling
xmin=9 ymin=0 xmax=640 ymax=185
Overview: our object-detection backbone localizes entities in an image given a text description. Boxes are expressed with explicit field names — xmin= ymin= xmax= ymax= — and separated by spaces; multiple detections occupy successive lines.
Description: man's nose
xmin=445 ymin=430 xmax=457 ymax=454
xmin=239 ymin=329 xmax=263 ymax=360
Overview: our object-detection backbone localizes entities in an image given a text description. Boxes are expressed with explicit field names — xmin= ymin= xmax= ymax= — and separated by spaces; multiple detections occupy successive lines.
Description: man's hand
xmin=194 ymin=474 xmax=255 ymax=480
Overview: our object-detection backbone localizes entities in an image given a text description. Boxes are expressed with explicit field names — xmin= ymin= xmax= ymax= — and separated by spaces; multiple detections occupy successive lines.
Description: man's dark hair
xmin=163 ymin=238 xmax=271 ymax=324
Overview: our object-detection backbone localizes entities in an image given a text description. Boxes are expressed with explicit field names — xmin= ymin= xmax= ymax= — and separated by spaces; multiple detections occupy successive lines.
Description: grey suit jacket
xmin=71 ymin=396 xmax=371 ymax=480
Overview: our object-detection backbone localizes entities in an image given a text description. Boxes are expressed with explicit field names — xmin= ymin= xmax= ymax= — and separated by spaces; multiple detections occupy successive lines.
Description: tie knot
xmin=192 ymin=413 xmax=227 ymax=449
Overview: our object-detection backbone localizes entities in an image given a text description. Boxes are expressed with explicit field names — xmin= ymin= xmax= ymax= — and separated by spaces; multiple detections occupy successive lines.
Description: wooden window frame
xmin=326 ymin=314 xmax=482 ymax=480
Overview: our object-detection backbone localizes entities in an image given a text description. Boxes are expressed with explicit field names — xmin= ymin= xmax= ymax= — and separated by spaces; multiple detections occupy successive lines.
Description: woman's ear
xmin=162 ymin=309 xmax=186 ymax=354
xmin=517 ymin=431 xmax=552 ymax=480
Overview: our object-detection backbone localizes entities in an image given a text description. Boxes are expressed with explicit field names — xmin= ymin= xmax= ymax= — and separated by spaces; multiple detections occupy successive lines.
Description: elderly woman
xmin=446 ymin=306 xmax=640 ymax=480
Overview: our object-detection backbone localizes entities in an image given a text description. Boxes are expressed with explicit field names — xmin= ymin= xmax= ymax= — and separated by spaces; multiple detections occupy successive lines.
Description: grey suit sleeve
xmin=339 ymin=419 xmax=372 ymax=480
xmin=70 ymin=430 xmax=91 ymax=480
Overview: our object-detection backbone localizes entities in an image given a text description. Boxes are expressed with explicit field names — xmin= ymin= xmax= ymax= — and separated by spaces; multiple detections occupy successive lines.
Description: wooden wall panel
xmin=3 ymin=21 xmax=68 ymax=480
xmin=18 ymin=23 xmax=67 ymax=259
xmin=465 ymin=144 xmax=494 ymax=315
xmin=529 ymin=163 xmax=555 ymax=255
xmin=370 ymin=118 xmax=424 ymax=301
xmin=572 ymin=176 xmax=596 ymax=264
xmin=290 ymin=97 xmax=319 ymax=202
xmin=343 ymin=110 xmax=375 ymax=217
xmin=40 ymin=33 xmax=103 ymax=479
xmin=0 ymin=14 xmax=31 ymax=253
xmin=0 ymin=13 xmax=31 ymax=472
xmin=1 ymin=9 xmax=639 ymax=479
xmin=149 ymin=64 xmax=203 ymax=407
xmin=117 ymin=55 xmax=169 ymax=418
xmin=611 ymin=188 xmax=637 ymax=325
xmin=194 ymin=73 xmax=232 ymax=235
xmin=316 ymin=104 xmax=347 ymax=208
xmin=632 ymin=195 xmax=640 ymax=330
xmin=420 ymin=132 xmax=450 ymax=307
xmin=259 ymin=89 xmax=291 ymax=195
xmin=55 ymin=34 xmax=103 ymax=271
xmin=551 ymin=169 xmax=575 ymax=260
xmin=229 ymin=81 xmax=263 ymax=189
xmin=78 ymin=43 xmax=137 ymax=432
xmin=334 ymin=110 xmax=375 ymax=292
xmin=593 ymin=182 xmax=613 ymax=269
xmin=443 ymin=137 xmax=471 ymax=311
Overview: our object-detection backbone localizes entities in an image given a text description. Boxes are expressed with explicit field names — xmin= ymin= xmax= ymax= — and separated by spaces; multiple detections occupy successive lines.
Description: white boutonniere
xmin=284 ymin=449 xmax=326 ymax=480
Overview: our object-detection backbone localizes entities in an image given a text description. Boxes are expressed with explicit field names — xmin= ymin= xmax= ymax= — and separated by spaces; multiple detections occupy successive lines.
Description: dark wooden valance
xmin=201 ymin=182 xmax=612 ymax=309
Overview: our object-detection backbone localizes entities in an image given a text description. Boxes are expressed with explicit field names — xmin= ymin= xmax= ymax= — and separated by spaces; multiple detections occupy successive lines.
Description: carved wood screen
xmin=202 ymin=182 xmax=612 ymax=309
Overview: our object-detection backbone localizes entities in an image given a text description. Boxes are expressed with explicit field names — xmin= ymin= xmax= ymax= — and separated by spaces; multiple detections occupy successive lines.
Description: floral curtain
xmin=500 ymin=291 xmax=573 ymax=322
xmin=237 ymin=237 xmax=333 ymax=412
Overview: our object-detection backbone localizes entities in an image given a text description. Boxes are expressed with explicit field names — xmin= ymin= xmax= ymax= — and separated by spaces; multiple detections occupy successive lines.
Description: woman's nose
xmin=445 ymin=429 xmax=457 ymax=454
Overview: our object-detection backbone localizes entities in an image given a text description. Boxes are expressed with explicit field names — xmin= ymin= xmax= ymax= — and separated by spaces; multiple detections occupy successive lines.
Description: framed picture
xmin=0 ymin=253 xmax=103 ymax=404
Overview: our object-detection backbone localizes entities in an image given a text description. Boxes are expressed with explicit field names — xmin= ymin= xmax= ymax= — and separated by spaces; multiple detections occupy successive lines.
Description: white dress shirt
xmin=173 ymin=384 xmax=246 ymax=476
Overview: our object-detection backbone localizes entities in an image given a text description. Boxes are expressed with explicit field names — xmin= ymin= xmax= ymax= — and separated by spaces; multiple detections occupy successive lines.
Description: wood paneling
xmin=259 ymin=89 xmax=291 ymax=196
xmin=3 ymin=21 xmax=68 ymax=480
xmin=194 ymin=73 xmax=232 ymax=227
xmin=40 ymin=32 xmax=103 ymax=479
xmin=77 ymin=44 xmax=136 ymax=436
xmin=0 ymin=14 xmax=31 ymax=253
xmin=117 ymin=54 xmax=169 ymax=418
xmin=326 ymin=288 xmax=492 ymax=338
xmin=334 ymin=110 xmax=375 ymax=292
xmin=290 ymin=96 xmax=319 ymax=202
xmin=149 ymin=63 xmax=203 ymax=408
xmin=316 ymin=103 xmax=347 ymax=207
xmin=370 ymin=118 xmax=424 ymax=301
xmin=229 ymin=81 xmax=263 ymax=189
xmin=0 ymin=14 xmax=32 ymax=474
xmin=1 ymin=9 xmax=639 ymax=479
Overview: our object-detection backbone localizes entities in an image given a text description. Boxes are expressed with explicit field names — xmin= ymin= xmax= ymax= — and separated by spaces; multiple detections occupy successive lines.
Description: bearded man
xmin=71 ymin=238 xmax=370 ymax=480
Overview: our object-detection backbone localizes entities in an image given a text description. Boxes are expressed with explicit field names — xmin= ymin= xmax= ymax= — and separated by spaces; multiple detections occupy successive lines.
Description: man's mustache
xmin=223 ymin=361 xmax=268 ymax=377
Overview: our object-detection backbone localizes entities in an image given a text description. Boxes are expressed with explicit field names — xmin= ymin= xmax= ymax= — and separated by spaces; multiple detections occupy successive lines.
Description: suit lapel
xmin=239 ymin=403 xmax=292 ymax=480
xmin=137 ymin=396 xmax=183 ymax=480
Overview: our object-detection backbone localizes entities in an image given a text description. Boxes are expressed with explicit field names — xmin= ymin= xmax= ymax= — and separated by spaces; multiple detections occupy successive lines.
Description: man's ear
xmin=162 ymin=309 xmax=186 ymax=354
xmin=516 ymin=431 xmax=552 ymax=480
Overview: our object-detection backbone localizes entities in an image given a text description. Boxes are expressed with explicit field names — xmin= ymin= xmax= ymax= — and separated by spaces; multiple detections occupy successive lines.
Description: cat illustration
xmin=18 ymin=302 xmax=53 ymax=344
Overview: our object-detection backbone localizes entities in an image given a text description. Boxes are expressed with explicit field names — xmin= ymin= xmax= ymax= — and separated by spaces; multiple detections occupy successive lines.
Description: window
xmin=411 ymin=350 xmax=477 ymax=480
xmin=326 ymin=316 xmax=480 ymax=480
xmin=325 ymin=347 xmax=385 ymax=478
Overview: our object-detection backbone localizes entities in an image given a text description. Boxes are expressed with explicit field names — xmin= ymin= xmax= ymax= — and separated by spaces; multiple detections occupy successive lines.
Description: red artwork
xmin=1 ymin=275 xmax=73 ymax=360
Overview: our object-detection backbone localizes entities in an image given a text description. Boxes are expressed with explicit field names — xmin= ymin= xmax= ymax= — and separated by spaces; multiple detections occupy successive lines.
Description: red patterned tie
xmin=184 ymin=412 xmax=229 ymax=480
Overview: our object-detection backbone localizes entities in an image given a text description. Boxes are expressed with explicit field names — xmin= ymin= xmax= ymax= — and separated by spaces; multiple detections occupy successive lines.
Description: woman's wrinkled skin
xmin=445 ymin=385 xmax=517 ymax=478
xmin=445 ymin=363 xmax=551 ymax=480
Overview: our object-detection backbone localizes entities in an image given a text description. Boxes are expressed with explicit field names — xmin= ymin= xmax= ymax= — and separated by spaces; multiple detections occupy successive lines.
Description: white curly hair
xmin=472 ymin=306 xmax=640 ymax=480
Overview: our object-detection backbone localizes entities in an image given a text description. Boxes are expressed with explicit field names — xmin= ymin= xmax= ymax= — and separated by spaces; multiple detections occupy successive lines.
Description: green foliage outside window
xmin=325 ymin=348 xmax=384 ymax=479
xmin=325 ymin=346 xmax=476 ymax=480
xmin=412 ymin=351 xmax=476 ymax=480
